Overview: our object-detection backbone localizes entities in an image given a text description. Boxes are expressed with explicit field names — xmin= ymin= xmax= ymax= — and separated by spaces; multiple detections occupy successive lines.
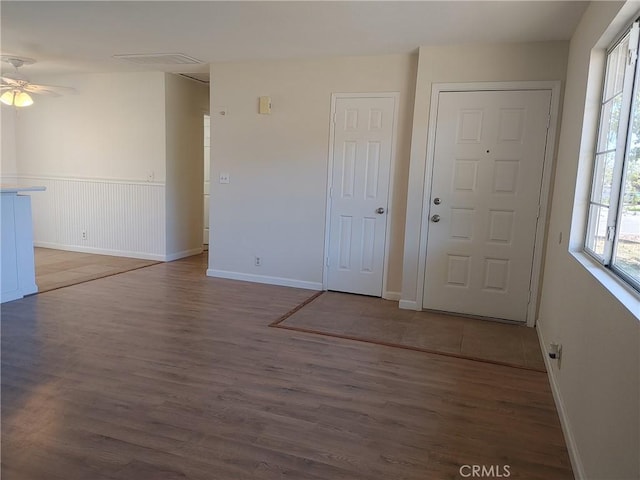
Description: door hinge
xmin=329 ymin=187 xmax=333 ymax=198
xmin=536 ymin=204 xmax=541 ymax=219
xmin=326 ymin=257 xmax=330 ymax=267
xmin=332 ymin=113 xmax=336 ymax=124
xmin=629 ymin=22 xmax=639 ymax=66
xmin=629 ymin=45 xmax=638 ymax=66
xmin=607 ymin=225 xmax=616 ymax=242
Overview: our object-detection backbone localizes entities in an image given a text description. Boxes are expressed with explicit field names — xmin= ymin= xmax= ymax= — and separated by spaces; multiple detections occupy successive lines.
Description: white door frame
xmin=322 ymin=92 xmax=400 ymax=298
xmin=416 ymin=81 xmax=561 ymax=326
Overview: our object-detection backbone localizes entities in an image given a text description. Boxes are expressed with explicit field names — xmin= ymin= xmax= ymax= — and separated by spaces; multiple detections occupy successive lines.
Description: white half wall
xmin=165 ymin=73 xmax=209 ymax=259
xmin=400 ymin=41 xmax=570 ymax=306
xmin=27 ymin=175 xmax=166 ymax=259
xmin=11 ymin=72 xmax=171 ymax=259
xmin=208 ymin=54 xmax=417 ymax=289
xmin=537 ymin=2 xmax=639 ymax=479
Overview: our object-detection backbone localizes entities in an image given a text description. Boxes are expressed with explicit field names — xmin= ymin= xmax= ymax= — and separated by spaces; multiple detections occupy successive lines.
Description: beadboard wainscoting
xmin=21 ymin=176 xmax=167 ymax=260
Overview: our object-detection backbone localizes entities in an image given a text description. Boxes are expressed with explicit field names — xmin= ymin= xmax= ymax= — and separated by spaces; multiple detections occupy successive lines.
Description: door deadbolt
xmin=376 ymin=207 xmax=385 ymax=214
xmin=433 ymin=197 xmax=441 ymax=205
xmin=431 ymin=214 xmax=441 ymax=223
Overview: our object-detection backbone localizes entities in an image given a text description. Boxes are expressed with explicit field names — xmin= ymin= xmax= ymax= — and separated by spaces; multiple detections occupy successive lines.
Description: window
xmin=586 ymin=21 xmax=640 ymax=292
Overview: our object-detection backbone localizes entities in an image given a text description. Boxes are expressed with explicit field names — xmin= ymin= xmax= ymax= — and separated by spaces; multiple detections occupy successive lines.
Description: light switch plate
xmin=259 ymin=96 xmax=271 ymax=114
xmin=219 ymin=173 xmax=230 ymax=184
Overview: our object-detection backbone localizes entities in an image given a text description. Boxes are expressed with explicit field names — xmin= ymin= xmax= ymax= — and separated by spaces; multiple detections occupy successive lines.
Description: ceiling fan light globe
xmin=0 ymin=90 xmax=33 ymax=107
xmin=14 ymin=91 xmax=34 ymax=107
xmin=0 ymin=90 xmax=16 ymax=106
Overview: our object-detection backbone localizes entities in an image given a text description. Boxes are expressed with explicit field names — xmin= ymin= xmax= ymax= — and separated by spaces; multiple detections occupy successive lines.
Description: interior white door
xmin=423 ymin=90 xmax=552 ymax=322
xmin=327 ymin=96 xmax=395 ymax=296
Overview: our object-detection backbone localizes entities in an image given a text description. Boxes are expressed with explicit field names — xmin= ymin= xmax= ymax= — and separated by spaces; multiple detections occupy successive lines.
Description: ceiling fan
xmin=1 ymin=55 xmax=75 ymax=107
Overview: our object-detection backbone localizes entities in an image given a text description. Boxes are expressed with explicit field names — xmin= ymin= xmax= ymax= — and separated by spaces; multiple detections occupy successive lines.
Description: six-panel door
xmin=327 ymin=96 xmax=395 ymax=296
xmin=423 ymin=90 xmax=552 ymax=322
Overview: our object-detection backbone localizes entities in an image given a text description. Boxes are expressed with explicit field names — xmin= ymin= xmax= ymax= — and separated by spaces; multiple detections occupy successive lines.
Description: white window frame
xmin=584 ymin=20 xmax=640 ymax=293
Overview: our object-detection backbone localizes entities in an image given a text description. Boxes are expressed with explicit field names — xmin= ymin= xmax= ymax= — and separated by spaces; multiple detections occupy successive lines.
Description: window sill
xmin=570 ymin=250 xmax=640 ymax=321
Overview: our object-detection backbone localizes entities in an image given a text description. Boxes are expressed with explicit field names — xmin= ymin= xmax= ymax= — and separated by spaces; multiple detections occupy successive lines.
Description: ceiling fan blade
xmin=23 ymin=84 xmax=76 ymax=96
xmin=1 ymin=76 xmax=22 ymax=87
xmin=1 ymin=71 xmax=27 ymax=81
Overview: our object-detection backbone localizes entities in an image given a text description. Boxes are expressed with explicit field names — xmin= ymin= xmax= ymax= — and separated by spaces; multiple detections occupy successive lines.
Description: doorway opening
xmin=203 ymin=114 xmax=210 ymax=251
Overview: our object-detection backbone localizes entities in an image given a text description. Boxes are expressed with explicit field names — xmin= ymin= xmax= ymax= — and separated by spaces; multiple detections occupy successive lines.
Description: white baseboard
xmin=34 ymin=242 xmax=165 ymax=262
xmin=399 ymin=299 xmax=419 ymax=310
xmin=206 ymin=269 xmax=322 ymax=291
xmin=383 ymin=291 xmax=401 ymax=301
xmin=21 ymin=282 xmax=38 ymax=296
xmin=537 ymin=322 xmax=585 ymax=480
xmin=165 ymin=247 xmax=203 ymax=262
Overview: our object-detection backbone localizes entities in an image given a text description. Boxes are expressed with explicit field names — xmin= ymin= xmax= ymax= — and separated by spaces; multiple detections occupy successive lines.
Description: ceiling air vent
xmin=113 ymin=53 xmax=203 ymax=65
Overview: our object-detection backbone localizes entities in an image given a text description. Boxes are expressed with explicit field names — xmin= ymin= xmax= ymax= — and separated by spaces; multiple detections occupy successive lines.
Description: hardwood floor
xmin=1 ymin=254 xmax=572 ymax=479
xmin=34 ymin=247 xmax=159 ymax=293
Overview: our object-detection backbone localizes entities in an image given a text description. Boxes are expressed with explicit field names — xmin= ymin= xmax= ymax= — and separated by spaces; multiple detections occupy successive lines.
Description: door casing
xmin=416 ymin=81 xmax=561 ymax=327
xmin=323 ymin=92 xmax=400 ymax=299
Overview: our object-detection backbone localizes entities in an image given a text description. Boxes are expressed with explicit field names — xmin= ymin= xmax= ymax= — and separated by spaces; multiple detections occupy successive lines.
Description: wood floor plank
xmin=1 ymin=254 xmax=572 ymax=479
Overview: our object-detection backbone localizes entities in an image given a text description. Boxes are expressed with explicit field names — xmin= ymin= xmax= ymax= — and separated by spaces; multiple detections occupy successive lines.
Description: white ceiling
xmin=1 ymin=1 xmax=589 ymax=80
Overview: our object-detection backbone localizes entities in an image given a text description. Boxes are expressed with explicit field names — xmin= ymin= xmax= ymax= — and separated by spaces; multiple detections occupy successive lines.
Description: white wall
xmin=400 ymin=41 xmax=570 ymax=308
xmin=13 ymin=72 xmax=168 ymax=259
xmin=208 ymin=54 xmax=417 ymax=292
xmin=1 ymin=107 xmax=18 ymax=179
xmin=165 ymin=73 xmax=209 ymax=259
xmin=16 ymin=72 xmax=167 ymax=181
xmin=537 ymin=2 xmax=640 ymax=479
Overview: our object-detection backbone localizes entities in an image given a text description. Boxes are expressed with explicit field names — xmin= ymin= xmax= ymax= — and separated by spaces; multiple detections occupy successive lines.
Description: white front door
xmin=423 ymin=90 xmax=552 ymax=322
xmin=327 ymin=95 xmax=396 ymax=296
